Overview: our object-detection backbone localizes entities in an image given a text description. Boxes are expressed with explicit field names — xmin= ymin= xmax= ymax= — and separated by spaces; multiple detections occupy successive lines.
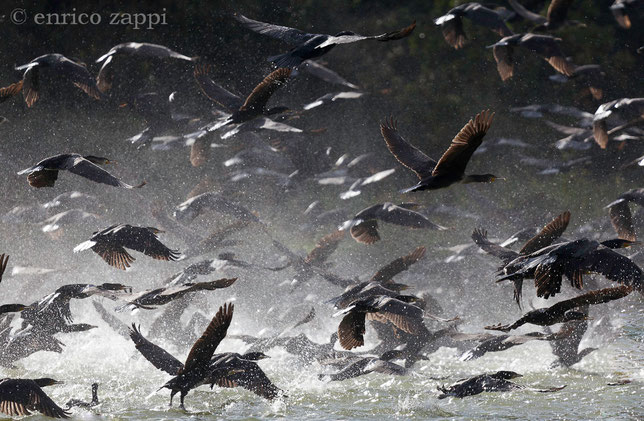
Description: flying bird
xmin=17 ymin=154 xmax=145 ymax=189
xmin=508 ymin=0 xmax=585 ymax=31
xmin=0 ymin=378 xmax=69 ymax=418
xmin=15 ymin=54 xmax=102 ymax=107
xmin=381 ymin=111 xmax=500 ymax=193
xmin=340 ymin=203 xmax=445 ymax=244
xmin=434 ymin=2 xmax=514 ymax=49
xmin=234 ymin=13 xmax=416 ymax=68
xmin=606 ymin=188 xmax=644 ymax=241
xmin=73 ymin=225 xmax=181 ymax=270
xmin=489 ymin=33 xmax=575 ymax=81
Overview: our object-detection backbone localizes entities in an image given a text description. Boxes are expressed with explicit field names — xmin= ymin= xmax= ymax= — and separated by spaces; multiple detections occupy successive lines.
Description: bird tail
xmin=268 ymin=53 xmax=304 ymax=69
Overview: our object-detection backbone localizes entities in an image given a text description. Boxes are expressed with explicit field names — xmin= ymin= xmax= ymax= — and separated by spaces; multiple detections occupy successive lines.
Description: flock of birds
xmin=0 ymin=1 xmax=643 ymax=418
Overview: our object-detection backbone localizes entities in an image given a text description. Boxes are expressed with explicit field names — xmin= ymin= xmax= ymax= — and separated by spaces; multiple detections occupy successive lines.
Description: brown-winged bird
xmin=606 ymin=188 xmax=644 ymax=241
xmin=15 ymin=54 xmax=102 ymax=107
xmin=381 ymin=110 xmax=500 ymax=193
xmin=0 ymin=378 xmax=69 ymax=418
xmin=74 ymin=225 xmax=180 ymax=270
xmin=434 ymin=3 xmax=513 ymax=49
xmin=17 ymin=154 xmax=145 ymax=189
xmin=508 ymin=0 xmax=586 ymax=31
xmin=488 ymin=33 xmax=575 ymax=81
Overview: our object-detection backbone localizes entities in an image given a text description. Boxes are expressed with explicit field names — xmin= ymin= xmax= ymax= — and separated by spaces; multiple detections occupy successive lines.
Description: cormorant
xmin=319 ymin=350 xmax=408 ymax=381
xmin=592 ymin=98 xmax=644 ymax=148
xmin=65 ymin=383 xmax=99 ymax=408
xmin=485 ymin=286 xmax=632 ymax=332
xmin=15 ymin=54 xmax=102 ymax=107
xmin=472 ymin=211 xmax=571 ymax=306
xmin=497 ymin=238 xmax=642 ymax=298
xmin=17 ymin=154 xmax=145 ymax=189
xmin=437 ymin=371 xmax=565 ymax=398
xmin=233 ymin=13 xmax=416 ymax=68
xmin=488 ymin=34 xmax=576 ymax=81
xmin=0 ymin=378 xmax=69 ymax=418
xmin=340 ymin=203 xmax=445 ymax=244
xmin=74 ymin=225 xmax=181 ymax=270
xmin=434 ymin=3 xmax=513 ymax=49
xmin=129 ymin=303 xmax=281 ymax=407
xmin=381 ymin=110 xmax=500 ymax=193
xmin=96 ymin=42 xmax=195 ymax=92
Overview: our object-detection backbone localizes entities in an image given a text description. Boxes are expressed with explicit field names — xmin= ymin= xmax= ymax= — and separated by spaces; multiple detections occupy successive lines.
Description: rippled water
xmin=4 ymin=296 xmax=641 ymax=420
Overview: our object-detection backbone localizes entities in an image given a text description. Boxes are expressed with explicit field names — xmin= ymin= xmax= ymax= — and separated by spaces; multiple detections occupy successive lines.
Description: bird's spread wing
xmin=550 ymin=285 xmax=633 ymax=313
xmin=22 ymin=65 xmax=40 ymax=107
xmin=0 ymin=379 xmax=70 ymax=418
xmin=547 ymin=0 xmax=574 ymax=25
xmin=508 ymin=0 xmax=547 ymax=24
xmin=608 ymin=201 xmax=636 ymax=241
xmin=432 ymin=110 xmax=494 ymax=177
xmin=519 ymin=211 xmax=571 ymax=255
xmin=92 ymin=243 xmax=135 ymax=270
xmin=129 ymin=324 xmax=184 ymax=375
xmin=213 ymin=357 xmax=281 ymax=399
xmin=350 ymin=219 xmax=380 ymax=244
xmin=118 ymin=227 xmax=180 ymax=262
xmin=304 ymin=230 xmax=345 ymax=266
xmin=338 ymin=310 xmax=366 ymax=350
xmin=67 ymin=157 xmax=143 ymax=189
xmin=493 ymin=44 xmax=514 ymax=81
xmin=369 ymin=246 xmax=426 ymax=283
xmin=436 ymin=13 xmax=466 ymax=49
xmin=183 ymin=302 xmax=234 ymax=372
xmin=193 ymin=63 xmax=242 ymax=111
xmin=376 ymin=204 xmax=444 ymax=230
xmin=472 ymin=229 xmax=520 ymax=262
xmin=240 ymin=68 xmax=292 ymax=111
xmin=0 ymin=254 xmax=8 ymax=283
xmin=60 ymin=60 xmax=102 ymax=100
xmin=0 ymin=80 xmax=23 ymax=103
xmin=380 ymin=117 xmax=436 ymax=180
xmin=585 ymin=250 xmax=643 ymax=292
xmin=376 ymin=299 xmax=427 ymax=335
xmin=316 ymin=21 xmax=416 ymax=48
xmin=234 ymin=13 xmax=318 ymax=45
xmin=521 ymin=35 xmax=575 ymax=77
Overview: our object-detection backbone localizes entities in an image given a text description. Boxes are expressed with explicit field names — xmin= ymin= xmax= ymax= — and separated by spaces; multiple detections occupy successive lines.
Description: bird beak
xmin=494 ymin=177 xmax=507 ymax=181
xmin=119 ymin=103 xmax=129 ymax=108
xmin=51 ymin=380 xmax=64 ymax=385
xmin=625 ymin=241 xmax=641 ymax=247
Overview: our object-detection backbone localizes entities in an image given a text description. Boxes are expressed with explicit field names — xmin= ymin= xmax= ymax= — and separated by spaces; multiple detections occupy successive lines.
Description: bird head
xmin=84 ymin=155 xmax=114 ymax=165
xmin=493 ymin=371 xmax=522 ymax=380
xmin=242 ymin=351 xmax=270 ymax=361
xmin=34 ymin=378 xmax=64 ymax=387
xmin=91 ymin=383 xmax=99 ymax=391
xmin=600 ymin=239 xmax=641 ymax=249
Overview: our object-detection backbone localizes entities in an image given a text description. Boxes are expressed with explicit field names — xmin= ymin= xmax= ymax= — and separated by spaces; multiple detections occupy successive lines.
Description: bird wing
xmin=547 ymin=0 xmax=574 ymax=24
xmin=585 ymin=250 xmax=643 ymax=292
xmin=233 ymin=13 xmax=318 ymax=45
xmin=432 ymin=110 xmax=494 ymax=177
xmin=364 ymin=359 xmax=409 ymax=376
xmin=464 ymin=4 xmax=514 ymax=36
xmin=304 ymin=230 xmax=345 ymax=266
xmin=0 ymin=80 xmax=23 ymax=103
xmin=59 ymin=60 xmax=102 ymax=100
xmin=349 ymin=219 xmax=380 ymax=244
xmin=380 ymin=117 xmax=436 ymax=180
xmin=493 ymin=44 xmax=514 ymax=81
xmin=129 ymin=324 xmax=184 ymax=375
xmin=240 ymin=68 xmax=292 ymax=112
xmin=213 ymin=357 xmax=281 ymax=400
xmin=521 ymin=35 xmax=575 ymax=77
xmin=608 ymin=201 xmax=636 ymax=241
xmin=0 ymin=254 xmax=8 ymax=283
xmin=0 ymin=379 xmax=69 ymax=418
xmin=338 ymin=310 xmax=366 ymax=350
xmin=92 ymin=243 xmax=135 ymax=270
xmin=183 ymin=302 xmax=234 ymax=373
xmin=369 ymin=246 xmax=426 ymax=284
xmin=550 ymin=285 xmax=633 ymax=313
xmin=376 ymin=204 xmax=444 ymax=230
xmin=472 ymin=229 xmax=519 ymax=262
xmin=117 ymin=227 xmax=180 ymax=262
xmin=435 ymin=13 xmax=467 ymax=49
xmin=67 ymin=157 xmax=143 ymax=189
xmin=376 ymin=298 xmax=427 ymax=335
xmin=519 ymin=211 xmax=571 ymax=255
xmin=22 ymin=65 xmax=40 ymax=107
xmin=316 ymin=21 xmax=416 ymax=48
xmin=193 ymin=63 xmax=242 ymax=111
xmin=508 ymin=0 xmax=547 ymax=24
xmin=299 ymin=60 xmax=358 ymax=89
